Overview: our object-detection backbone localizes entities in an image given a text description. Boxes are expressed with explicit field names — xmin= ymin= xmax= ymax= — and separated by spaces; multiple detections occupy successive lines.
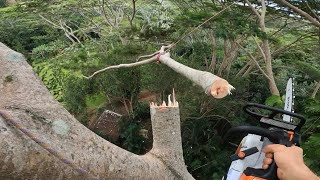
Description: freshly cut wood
xmin=86 ymin=45 xmax=235 ymax=99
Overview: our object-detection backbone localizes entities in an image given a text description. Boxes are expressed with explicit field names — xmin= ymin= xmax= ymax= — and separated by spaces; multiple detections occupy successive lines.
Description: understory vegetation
xmin=1 ymin=0 xmax=319 ymax=178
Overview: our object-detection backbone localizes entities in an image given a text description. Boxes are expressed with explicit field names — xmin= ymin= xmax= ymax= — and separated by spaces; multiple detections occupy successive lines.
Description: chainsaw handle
xmin=223 ymin=126 xmax=278 ymax=144
xmin=223 ymin=126 xmax=280 ymax=180
xmin=243 ymin=103 xmax=306 ymax=131
xmin=243 ymin=161 xmax=278 ymax=180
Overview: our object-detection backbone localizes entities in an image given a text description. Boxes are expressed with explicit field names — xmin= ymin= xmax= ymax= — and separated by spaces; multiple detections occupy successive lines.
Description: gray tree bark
xmin=245 ymin=0 xmax=280 ymax=96
xmin=0 ymin=42 xmax=193 ymax=180
xmin=5 ymin=0 xmax=16 ymax=6
xmin=311 ymin=81 xmax=320 ymax=99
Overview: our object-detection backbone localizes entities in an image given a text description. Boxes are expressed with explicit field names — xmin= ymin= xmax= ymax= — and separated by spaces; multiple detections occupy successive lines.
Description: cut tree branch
xmin=85 ymin=45 xmax=235 ymax=99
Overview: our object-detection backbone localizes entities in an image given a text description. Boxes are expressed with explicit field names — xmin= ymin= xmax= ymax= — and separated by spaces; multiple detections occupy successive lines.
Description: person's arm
xmin=262 ymin=144 xmax=319 ymax=180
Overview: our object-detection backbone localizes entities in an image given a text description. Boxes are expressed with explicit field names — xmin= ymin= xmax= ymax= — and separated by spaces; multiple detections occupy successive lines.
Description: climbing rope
xmin=0 ymin=110 xmax=99 ymax=180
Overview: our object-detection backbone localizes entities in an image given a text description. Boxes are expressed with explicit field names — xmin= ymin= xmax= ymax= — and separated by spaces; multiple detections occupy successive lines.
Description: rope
xmin=165 ymin=3 xmax=234 ymax=53
xmin=0 ymin=110 xmax=99 ymax=180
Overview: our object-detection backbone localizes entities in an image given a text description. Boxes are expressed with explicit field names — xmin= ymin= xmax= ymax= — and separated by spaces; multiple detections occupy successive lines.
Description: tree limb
xmin=260 ymin=0 xmax=267 ymax=23
xmin=0 ymin=42 xmax=184 ymax=179
xmin=245 ymin=0 xmax=261 ymax=19
xmin=129 ymin=0 xmax=137 ymax=29
xmin=304 ymin=0 xmax=320 ymax=22
xmin=85 ymin=45 xmax=235 ymax=99
xmin=276 ymin=0 xmax=320 ymax=28
xmin=237 ymin=42 xmax=271 ymax=81
xmin=84 ymin=57 xmax=156 ymax=79
xmin=157 ymin=46 xmax=235 ymax=99
xmin=100 ymin=0 xmax=117 ymax=29
xmin=253 ymin=37 xmax=267 ymax=62
xmin=311 ymin=81 xmax=320 ymax=98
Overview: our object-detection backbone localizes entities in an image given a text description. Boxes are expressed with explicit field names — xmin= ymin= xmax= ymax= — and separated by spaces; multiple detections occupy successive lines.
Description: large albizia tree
xmin=0 ymin=42 xmax=234 ymax=180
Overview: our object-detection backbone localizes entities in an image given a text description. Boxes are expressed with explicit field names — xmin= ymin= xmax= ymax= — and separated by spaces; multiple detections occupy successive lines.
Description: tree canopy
xmin=0 ymin=0 xmax=319 ymax=178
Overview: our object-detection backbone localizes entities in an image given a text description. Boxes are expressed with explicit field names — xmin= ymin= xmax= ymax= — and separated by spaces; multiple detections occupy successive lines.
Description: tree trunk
xmin=0 ymin=42 xmax=194 ymax=180
xmin=262 ymin=39 xmax=280 ymax=96
xmin=226 ymin=39 xmax=239 ymax=78
xmin=245 ymin=0 xmax=280 ymax=96
xmin=209 ymin=32 xmax=217 ymax=73
xmin=259 ymin=0 xmax=280 ymax=96
xmin=311 ymin=81 xmax=320 ymax=99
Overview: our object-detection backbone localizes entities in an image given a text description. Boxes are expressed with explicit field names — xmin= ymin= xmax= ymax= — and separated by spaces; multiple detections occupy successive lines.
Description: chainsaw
xmin=223 ymin=78 xmax=306 ymax=180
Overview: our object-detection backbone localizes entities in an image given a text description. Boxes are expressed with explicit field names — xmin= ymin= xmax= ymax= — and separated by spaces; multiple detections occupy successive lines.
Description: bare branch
xmin=312 ymin=81 xmax=320 ymax=98
xmin=245 ymin=0 xmax=261 ymax=18
xmin=304 ymin=0 xmax=320 ymax=22
xmin=40 ymin=14 xmax=82 ymax=45
xmin=129 ymin=0 xmax=137 ymax=29
xmin=100 ymin=0 xmax=117 ymax=29
xmin=39 ymin=14 xmax=61 ymax=29
xmin=260 ymin=0 xmax=267 ymax=21
xmin=237 ymin=33 xmax=313 ymax=78
xmin=273 ymin=34 xmax=314 ymax=57
xmin=86 ymin=44 xmax=234 ymax=99
xmin=208 ymin=31 xmax=217 ymax=72
xmin=276 ymin=0 xmax=320 ymax=28
xmin=253 ymin=37 xmax=267 ymax=61
xmin=84 ymin=57 xmax=156 ymax=79
xmin=237 ymin=42 xmax=271 ymax=81
xmin=136 ymin=51 xmax=160 ymax=62
xmin=85 ymin=44 xmax=174 ymax=79
xmin=236 ymin=59 xmax=254 ymax=77
xmin=61 ymin=21 xmax=82 ymax=44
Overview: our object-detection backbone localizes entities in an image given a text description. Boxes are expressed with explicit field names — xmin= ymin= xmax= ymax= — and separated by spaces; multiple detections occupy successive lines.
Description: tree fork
xmin=0 ymin=42 xmax=196 ymax=179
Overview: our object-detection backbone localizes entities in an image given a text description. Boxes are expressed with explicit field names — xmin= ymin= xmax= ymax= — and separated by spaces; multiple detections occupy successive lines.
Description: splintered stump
xmin=148 ymin=90 xmax=193 ymax=180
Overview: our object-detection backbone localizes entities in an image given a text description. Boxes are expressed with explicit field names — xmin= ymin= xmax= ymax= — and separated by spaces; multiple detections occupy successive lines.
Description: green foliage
xmin=304 ymin=133 xmax=320 ymax=173
xmin=0 ymin=0 xmax=5 ymax=7
xmin=182 ymin=118 xmax=231 ymax=179
xmin=0 ymin=6 xmax=63 ymax=58
xmin=93 ymin=68 xmax=141 ymax=104
xmin=304 ymin=98 xmax=320 ymax=115
xmin=301 ymin=99 xmax=320 ymax=174
xmin=31 ymin=40 xmax=68 ymax=60
xmin=265 ymin=95 xmax=284 ymax=108
xmin=85 ymin=93 xmax=106 ymax=110
xmin=63 ymin=75 xmax=89 ymax=114
xmin=33 ymin=62 xmax=70 ymax=101
xmin=295 ymin=61 xmax=320 ymax=81
xmin=3 ymin=0 xmax=320 ymax=178
xmin=119 ymin=118 xmax=148 ymax=155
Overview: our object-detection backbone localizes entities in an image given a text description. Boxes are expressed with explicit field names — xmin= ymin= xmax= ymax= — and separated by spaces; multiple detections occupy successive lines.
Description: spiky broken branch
xmin=85 ymin=45 xmax=235 ymax=99
xmin=148 ymin=89 xmax=193 ymax=179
